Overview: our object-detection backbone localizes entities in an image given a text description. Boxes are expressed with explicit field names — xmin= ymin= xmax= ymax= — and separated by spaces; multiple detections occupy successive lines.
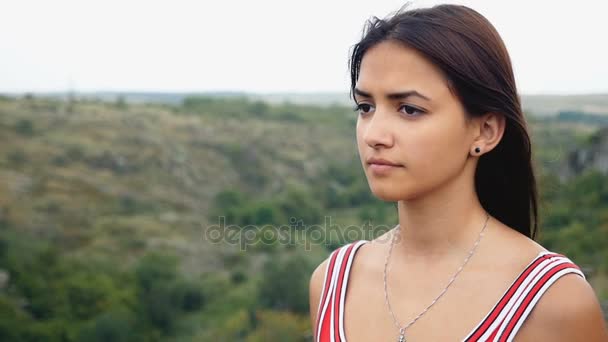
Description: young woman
xmin=309 ymin=4 xmax=607 ymax=342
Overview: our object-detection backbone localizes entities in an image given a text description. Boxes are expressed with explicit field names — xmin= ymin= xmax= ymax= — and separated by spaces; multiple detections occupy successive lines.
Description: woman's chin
xmin=369 ymin=185 xmax=406 ymax=202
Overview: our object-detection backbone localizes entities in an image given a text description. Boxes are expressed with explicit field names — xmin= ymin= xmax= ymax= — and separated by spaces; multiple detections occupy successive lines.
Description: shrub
xmin=14 ymin=119 xmax=34 ymax=136
xmin=257 ymin=252 xmax=311 ymax=314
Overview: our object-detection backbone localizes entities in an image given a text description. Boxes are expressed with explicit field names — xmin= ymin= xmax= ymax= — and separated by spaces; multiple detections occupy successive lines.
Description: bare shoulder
xmin=516 ymin=269 xmax=608 ymax=341
xmin=482 ymin=221 xmax=608 ymax=340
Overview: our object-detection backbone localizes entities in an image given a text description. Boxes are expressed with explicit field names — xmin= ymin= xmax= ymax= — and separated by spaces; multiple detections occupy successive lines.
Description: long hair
xmin=349 ymin=4 xmax=539 ymax=239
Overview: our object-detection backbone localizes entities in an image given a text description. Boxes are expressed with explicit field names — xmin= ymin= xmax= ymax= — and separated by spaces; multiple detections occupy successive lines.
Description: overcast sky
xmin=1 ymin=0 xmax=607 ymax=94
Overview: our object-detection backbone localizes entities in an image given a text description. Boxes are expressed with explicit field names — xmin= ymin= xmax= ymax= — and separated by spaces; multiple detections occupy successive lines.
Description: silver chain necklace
xmin=383 ymin=212 xmax=490 ymax=342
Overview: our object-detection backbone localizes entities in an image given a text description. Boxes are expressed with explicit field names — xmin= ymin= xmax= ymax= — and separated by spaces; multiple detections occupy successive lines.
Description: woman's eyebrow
xmin=354 ymin=87 xmax=431 ymax=101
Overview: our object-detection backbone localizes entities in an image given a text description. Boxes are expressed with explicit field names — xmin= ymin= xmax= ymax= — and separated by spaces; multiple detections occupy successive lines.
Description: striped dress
xmin=314 ymin=240 xmax=585 ymax=342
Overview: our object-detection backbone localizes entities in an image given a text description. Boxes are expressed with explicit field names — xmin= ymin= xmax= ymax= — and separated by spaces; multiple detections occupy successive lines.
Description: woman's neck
xmin=395 ymin=171 xmax=490 ymax=261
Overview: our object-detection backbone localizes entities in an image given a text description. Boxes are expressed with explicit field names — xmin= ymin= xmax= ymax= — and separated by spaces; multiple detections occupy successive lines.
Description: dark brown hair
xmin=349 ymin=4 xmax=539 ymax=239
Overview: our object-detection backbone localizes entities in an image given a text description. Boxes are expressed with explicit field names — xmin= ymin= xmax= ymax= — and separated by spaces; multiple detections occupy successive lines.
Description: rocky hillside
xmin=559 ymin=127 xmax=608 ymax=181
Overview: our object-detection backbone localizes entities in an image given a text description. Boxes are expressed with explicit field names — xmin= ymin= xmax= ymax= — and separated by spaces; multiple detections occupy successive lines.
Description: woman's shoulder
xmin=491 ymin=222 xmax=607 ymax=339
xmin=514 ymin=262 xmax=607 ymax=340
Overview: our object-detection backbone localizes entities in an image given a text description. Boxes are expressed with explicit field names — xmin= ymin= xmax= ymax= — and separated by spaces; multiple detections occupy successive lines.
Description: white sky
xmin=1 ymin=0 xmax=607 ymax=94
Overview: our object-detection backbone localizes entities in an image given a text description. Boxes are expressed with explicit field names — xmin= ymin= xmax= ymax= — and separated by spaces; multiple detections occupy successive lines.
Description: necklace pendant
xmin=397 ymin=327 xmax=406 ymax=342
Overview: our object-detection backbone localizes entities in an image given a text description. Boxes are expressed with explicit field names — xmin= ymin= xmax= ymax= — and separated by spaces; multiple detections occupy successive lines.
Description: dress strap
xmin=315 ymin=240 xmax=368 ymax=342
xmin=315 ymin=245 xmax=342 ymax=342
xmin=337 ymin=240 xmax=368 ymax=341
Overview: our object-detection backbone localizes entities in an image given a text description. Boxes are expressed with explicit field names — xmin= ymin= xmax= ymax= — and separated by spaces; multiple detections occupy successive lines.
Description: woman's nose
xmin=362 ymin=111 xmax=394 ymax=149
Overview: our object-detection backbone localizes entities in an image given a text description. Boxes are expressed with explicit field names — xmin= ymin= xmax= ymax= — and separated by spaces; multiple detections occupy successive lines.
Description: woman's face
xmin=355 ymin=40 xmax=476 ymax=202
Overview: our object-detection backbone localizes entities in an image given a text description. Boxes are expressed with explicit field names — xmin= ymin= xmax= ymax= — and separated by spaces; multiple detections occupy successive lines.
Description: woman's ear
xmin=470 ymin=113 xmax=506 ymax=156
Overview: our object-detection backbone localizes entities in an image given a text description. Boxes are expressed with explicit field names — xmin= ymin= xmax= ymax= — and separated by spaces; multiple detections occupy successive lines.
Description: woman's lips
xmin=368 ymin=163 xmax=403 ymax=175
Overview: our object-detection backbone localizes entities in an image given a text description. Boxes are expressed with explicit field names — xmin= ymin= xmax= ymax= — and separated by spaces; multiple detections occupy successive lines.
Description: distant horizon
xmin=4 ymin=88 xmax=608 ymax=117
xmin=3 ymin=90 xmax=608 ymax=97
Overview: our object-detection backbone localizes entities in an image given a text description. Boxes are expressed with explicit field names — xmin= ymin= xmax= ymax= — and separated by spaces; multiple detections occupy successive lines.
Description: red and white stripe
xmin=315 ymin=240 xmax=367 ymax=342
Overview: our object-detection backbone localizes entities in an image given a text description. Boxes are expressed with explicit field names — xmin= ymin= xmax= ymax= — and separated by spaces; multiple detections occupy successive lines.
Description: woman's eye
xmin=353 ymin=103 xmax=374 ymax=115
xmin=399 ymin=104 xmax=425 ymax=116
